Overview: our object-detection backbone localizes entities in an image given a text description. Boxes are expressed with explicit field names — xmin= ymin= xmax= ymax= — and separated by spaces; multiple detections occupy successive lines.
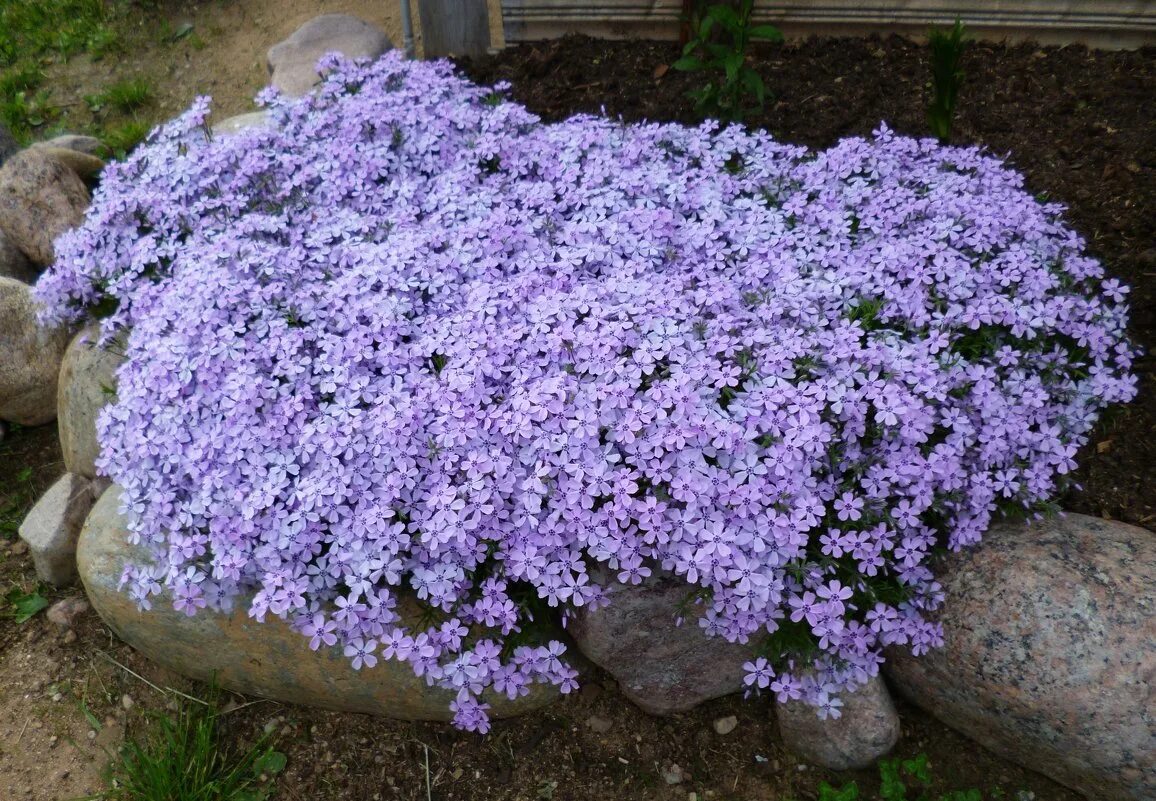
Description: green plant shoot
xmin=927 ymin=18 xmax=967 ymax=142
xmin=673 ymin=0 xmax=782 ymax=123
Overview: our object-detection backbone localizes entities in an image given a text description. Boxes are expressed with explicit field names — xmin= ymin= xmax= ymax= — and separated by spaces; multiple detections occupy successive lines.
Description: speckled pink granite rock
xmin=569 ymin=570 xmax=754 ymax=715
xmin=885 ymin=513 xmax=1155 ymax=801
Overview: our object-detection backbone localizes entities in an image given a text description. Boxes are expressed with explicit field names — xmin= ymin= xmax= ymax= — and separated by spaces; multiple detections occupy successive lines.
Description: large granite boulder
xmin=568 ymin=570 xmax=754 ymax=714
xmin=267 ymin=15 xmax=392 ymax=97
xmin=885 ymin=514 xmax=1155 ymax=801
xmin=40 ymin=134 xmax=104 ymax=156
xmin=78 ymin=487 xmax=558 ymax=721
xmin=775 ymin=674 xmax=901 ymax=770
xmin=0 ymin=277 xmax=71 ymax=425
xmin=0 ymin=147 xmax=90 ymax=265
xmin=29 ymin=145 xmax=104 ymax=180
xmin=18 ymin=472 xmax=96 ymax=586
xmin=0 ymin=227 xmax=36 ymax=283
xmin=58 ymin=326 xmax=125 ymax=479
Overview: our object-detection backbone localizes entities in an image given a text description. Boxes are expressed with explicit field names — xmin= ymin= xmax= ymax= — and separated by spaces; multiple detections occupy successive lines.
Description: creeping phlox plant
xmin=37 ymin=53 xmax=1135 ymax=731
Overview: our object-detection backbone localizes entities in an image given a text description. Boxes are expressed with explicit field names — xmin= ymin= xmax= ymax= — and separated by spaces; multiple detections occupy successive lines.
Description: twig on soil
xmin=15 ymin=717 xmax=29 ymax=742
xmin=95 ymin=649 xmax=209 ymax=706
xmin=424 ymin=743 xmax=432 ymax=801
xmin=219 ymin=698 xmax=271 ymax=715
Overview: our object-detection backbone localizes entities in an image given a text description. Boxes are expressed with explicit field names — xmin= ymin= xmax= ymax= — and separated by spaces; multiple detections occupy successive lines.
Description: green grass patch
xmin=0 ymin=0 xmax=173 ymax=152
xmin=89 ymin=78 xmax=154 ymax=115
xmin=99 ymin=689 xmax=286 ymax=801
xmin=0 ymin=464 xmax=36 ymax=539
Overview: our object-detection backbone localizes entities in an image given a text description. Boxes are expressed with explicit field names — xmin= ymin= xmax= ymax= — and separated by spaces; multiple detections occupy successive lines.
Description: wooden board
xmin=419 ymin=0 xmax=492 ymax=57
xmin=500 ymin=0 xmax=1156 ymax=49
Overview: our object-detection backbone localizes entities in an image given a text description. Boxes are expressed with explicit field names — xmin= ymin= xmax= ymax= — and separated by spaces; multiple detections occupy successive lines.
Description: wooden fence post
xmin=418 ymin=0 xmax=491 ymax=58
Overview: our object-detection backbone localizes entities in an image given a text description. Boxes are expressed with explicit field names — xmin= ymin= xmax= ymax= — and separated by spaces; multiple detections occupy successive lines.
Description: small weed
xmin=95 ymin=78 xmax=154 ymax=115
xmin=98 ymin=689 xmax=286 ymax=801
xmin=927 ymin=19 xmax=967 ymax=142
xmin=0 ymin=87 xmax=56 ymax=139
xmin=674 ymin=0 xmax=782 ymax=123
xmin=810 ymin=752 xmax=1011 ymax=800
xmin=103 ymin=119 xmax=152 ymax=158
xmin=4 ymin=586 xmax=48 ymax=623
xmin=0 ymin=464 xmax=37 ymax=538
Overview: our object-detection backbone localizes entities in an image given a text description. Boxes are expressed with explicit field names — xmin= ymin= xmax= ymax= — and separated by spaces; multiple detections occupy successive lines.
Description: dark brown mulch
xmin=459 ymin=33 xmax=1156 ymax=530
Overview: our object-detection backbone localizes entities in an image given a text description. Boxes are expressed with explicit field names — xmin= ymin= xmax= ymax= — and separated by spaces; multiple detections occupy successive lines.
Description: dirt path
xmin=47 ymin=0 xmax=506 ymax=133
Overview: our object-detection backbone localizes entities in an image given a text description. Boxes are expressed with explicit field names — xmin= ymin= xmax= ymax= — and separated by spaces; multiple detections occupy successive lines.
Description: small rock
xmin=267 ymin=15 xmax=392 ymax=97
xmin=10 ymin=539 xmax=28 ymax=555
xmin=58 ymin=326 xmax=125 ymax=479
xmin=62 ymin=629 xmax=77 ymax=644
xmin=584 ymin=715 xmax=612 ymax=734
xmin=886 ymin=514 xmax=1156 ymax=801
xmin=569 ymin=569 xmax=754 ymax=715
xmin=47 ymin=596 xmax=90 ymax=627
xmin=712 ymin=715 xmax=738 ymax=736
xmin=29 ymin=145 xmax=104 ymax=180
xmin=42 ymin=134 xmax=104 ymax=156
xmin=51 ymin=692 xmax=62 ymax=702
xmin=663 ymin=764 xmax=685 ymax=785
xmin=120 ymin=694 xmax=134 ymax=711
xmin=212 ymin=111 xmax=272 ymax=137
xmin=776 ymin=674 xmax=900 ymax=770
xmin=18 ymin=473 xmax=96 ymax=586
xmin=0 ymin=277 xmax=72 ymax=426
xmin=0 ymin=147 xmax=90 ymax=265
xmin=0 ymin=228 xmax=36 ymax=283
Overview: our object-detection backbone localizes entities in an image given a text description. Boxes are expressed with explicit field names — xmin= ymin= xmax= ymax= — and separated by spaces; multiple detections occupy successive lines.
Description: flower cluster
xmin=37 ymin=53 xmax=1135 ymax=729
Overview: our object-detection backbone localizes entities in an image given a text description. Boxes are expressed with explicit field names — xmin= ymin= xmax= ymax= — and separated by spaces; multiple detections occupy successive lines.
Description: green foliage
xmin=673 ymin=0 xmax=782 ymax=123
xmin=103 ymin=119 xmax=152 ymax=158
xmin=4 ymin=587 xmax=48 ymax=623
xmin=99 ymin=690 xmax=286 ymax=801
xmin=0 ymin=0 xmax=110 ymax=66
xmin=927 ymin=19 xmax=967 ymax=142
xmin=0 ymin=464 xmax=36 ymax=538
xmin=0 ymin=0 xmax=165 ymax=146
xmin=91 ymin=78 xmax=155 ymax=115
xmin=812 ymin=753 xmax=997 ymax=801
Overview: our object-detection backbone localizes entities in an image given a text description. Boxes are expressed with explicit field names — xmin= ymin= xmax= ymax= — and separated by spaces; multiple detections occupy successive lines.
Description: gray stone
xmin=0 ymin=277 xmax=71 ymax=425
xmin=0 ymin=148 xmax=90 ymax=265
xmin=78 ymin=486 xmax=559 ymax=721
xmin=775 ymin=674 xmax=900 ymax=770
xmin=212 ymin=111 xmax=272 ymax=137
xmin=42 ymin=134 xmax=104 ymax=156
xmin=568 ymin=570 xmax=753 ymax=715
xmin=585 ymin=715 xmax=612 ymax=734
xmin=18 ymin=473 xmax=96 ymax=586
xmin=713 ymin=715 xmax=738 ymax=735
xmin=267 ymin=15 xmax=392 ymax=97
xmin=58 ymin=326 xmax=125 ymax=479
xmin=46 ymin=596 xmax=90 ymax=628
xmin=885 ymin=514 xmax=1156 ymax=801
xmin=0 ymin=227 xmax=37 ymax=283
xmin=29 ymin=145 xmax=105 ymax=180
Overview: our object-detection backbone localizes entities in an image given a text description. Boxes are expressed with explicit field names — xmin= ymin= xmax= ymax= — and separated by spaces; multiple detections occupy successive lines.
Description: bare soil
xmin=2 ymin=13 xmax=1153 ymax=801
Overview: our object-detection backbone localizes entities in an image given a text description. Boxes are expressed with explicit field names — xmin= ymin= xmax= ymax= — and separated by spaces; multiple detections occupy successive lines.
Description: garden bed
xmin=0 ymin=29 xmax=1152 ymax=801
xmin=459 ymin=34 xmax=1156 ymax=531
